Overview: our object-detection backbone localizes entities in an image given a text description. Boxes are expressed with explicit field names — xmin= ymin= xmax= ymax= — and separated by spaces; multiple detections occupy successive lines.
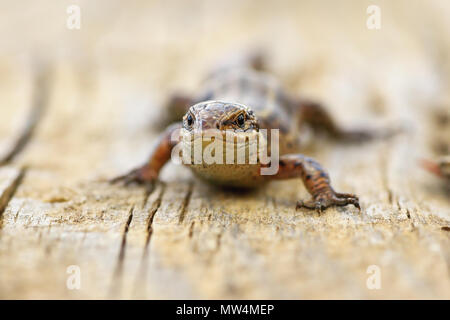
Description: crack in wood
xmin=143 ymin=185 xmax=165 ymax=255
xmin=405 ymin=208 xmax=411 ymax=219
xmin=110 ymin=205 xmax=134 ymax=298
xmin=396 ymin=198 xmax=413 ymax=221
xmin=119 ymin=206 xmax=134 ymax=263
xmin=0 ymin=65 xmax=51 ymax=166
xmin=0 ymin=168 xmax=25 ymax=228
xmin=188 ymin=221 xmax=195 ymax=238
xmin=178 ymin=182 xmax=193 ymax=224
xmin=129 ymin=186 xmax=165 ymax=298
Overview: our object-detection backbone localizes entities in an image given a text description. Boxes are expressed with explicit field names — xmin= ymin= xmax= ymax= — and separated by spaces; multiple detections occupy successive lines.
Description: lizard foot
xmin=109 ymin=167 xmax=157 ymax=192
xmin=296 ymin=191 xmax=360 ymax=213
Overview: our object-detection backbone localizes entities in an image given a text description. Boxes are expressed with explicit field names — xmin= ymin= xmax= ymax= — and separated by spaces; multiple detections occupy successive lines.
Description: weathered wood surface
xmin=0 ymin=0 xmax=449 ymax=299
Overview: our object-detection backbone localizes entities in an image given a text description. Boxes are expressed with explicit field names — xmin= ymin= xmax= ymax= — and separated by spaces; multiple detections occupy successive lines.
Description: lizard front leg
xmin=269 ymin=154 xmax=360 ymax=212
xmin=111 ymin=123 xmax=181 ymax=188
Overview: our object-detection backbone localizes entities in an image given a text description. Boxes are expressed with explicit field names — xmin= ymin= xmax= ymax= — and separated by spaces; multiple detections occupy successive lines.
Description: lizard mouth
xmin=182 ymin=128 xmax=260 ymax=144
xmin=178 ymin=128 xmax=265 ymax=165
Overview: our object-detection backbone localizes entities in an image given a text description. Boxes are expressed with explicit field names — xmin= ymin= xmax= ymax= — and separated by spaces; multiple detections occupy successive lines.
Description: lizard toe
xmin=296 ymin=191 xmax=360 ymax=212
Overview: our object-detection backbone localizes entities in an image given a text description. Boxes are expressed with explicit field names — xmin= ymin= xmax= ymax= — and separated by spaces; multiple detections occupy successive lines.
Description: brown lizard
xmin=112 ymin=56 xmax=385 ymax=212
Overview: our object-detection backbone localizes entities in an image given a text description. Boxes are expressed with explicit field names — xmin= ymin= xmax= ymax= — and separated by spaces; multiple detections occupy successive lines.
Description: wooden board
xmin=0 ymin=0 xmax=449 ymax=299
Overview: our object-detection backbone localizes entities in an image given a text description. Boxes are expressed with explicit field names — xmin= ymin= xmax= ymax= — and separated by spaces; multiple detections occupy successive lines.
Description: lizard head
xmin=182 ymin=100 xmax=259 ymax=133
xmin=179 ymin=101 xmax=264 ymax=187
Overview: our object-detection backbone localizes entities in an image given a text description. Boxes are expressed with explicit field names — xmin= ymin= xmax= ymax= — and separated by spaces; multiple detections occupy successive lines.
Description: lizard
xmin=112 ymin=55 xmax=385 ymax=212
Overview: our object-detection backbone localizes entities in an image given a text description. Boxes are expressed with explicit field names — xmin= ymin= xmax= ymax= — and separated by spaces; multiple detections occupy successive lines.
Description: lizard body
xmin=113 ymin=58 xmax=380 ymax=212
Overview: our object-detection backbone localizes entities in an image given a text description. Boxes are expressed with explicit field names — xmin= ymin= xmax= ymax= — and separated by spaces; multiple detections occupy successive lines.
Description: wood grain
xmin=0 ymin=0 xmax=448 ymax=299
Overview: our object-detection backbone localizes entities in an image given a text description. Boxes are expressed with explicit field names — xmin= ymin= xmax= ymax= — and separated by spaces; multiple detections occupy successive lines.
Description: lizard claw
xmin=296 ymin=191 xmax=360 ymax=212
xmin=110 ymin=168 xmax=140 ymax=185
xmin=296 ymin=199 xmax=326 ymax=214
xmin=110 ymin=167 xmax=157 ymax=191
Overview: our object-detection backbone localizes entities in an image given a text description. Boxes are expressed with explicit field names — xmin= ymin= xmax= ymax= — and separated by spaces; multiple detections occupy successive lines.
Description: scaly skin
xmin=113 ymin=61 xmax=380 ymax=212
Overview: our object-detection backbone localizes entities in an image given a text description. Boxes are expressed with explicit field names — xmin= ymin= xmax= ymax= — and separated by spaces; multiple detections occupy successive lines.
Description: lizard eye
xmin=236 ymin=114 xmax=245 ymax=127
xmin=187 ymin=114 xmax=193 ymax=126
